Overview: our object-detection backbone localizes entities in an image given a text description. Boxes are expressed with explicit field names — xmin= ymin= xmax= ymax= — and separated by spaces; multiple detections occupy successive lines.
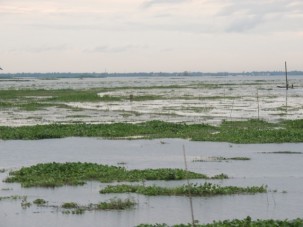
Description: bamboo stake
xmin=285 ymin=61 xmax=288 ymax=90
xmin=183 ymin=145 xmax=195 ymax=227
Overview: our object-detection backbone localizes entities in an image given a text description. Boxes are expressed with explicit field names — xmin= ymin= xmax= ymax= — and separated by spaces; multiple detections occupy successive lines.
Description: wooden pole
xmin=285 ymin=61 xmax=288 ymax=90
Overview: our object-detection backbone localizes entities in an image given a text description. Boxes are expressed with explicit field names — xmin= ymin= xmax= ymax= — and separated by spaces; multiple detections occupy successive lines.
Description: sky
xmin=1 ymin=0 xmax=303 ymax=73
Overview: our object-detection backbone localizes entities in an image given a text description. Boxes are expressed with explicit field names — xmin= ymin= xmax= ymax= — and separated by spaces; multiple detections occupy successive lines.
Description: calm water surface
xmin=0 ymin=138 xmax=303 ymax=227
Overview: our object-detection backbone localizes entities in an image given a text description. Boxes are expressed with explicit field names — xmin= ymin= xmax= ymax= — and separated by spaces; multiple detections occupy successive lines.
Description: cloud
xmin=217 ymin=0 xmax=303 ymax=32
xmin=9 ymin=44 xmax=70 ymax=53
xmin=88 ymin=44 xmax=149 ymax=53
xmin=142 ymin=0 xmax=189 ymax=8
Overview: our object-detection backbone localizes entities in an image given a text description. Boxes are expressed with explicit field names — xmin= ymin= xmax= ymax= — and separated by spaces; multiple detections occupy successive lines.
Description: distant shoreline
xmin=1 ymin=71 xmax=303 ymax=79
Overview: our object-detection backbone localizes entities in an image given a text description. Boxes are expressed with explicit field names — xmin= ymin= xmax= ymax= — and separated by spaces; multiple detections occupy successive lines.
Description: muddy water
xmin=0 ymin=138 xmax=303 ymax=227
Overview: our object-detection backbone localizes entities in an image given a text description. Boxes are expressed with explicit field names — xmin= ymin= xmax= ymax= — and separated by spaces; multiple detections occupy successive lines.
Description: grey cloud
xmin=226 ymin=15 xmax=263 ymax=33
xmin=217 ymin=0 xmax=303 ymax=32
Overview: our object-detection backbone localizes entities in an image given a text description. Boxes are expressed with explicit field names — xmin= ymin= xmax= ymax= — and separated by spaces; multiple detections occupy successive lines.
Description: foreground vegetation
xmin=0 ymin=196 xmax=135 ymax=214
xmin=61 ymin=198 xmax=136 ymax=214
xmin=1 ymin=119 xmax=303 ymax=143
xmin=136 ymin=216 xmax=303 ymax=227
xmin=4 ymin=162 xmax=225 ymax=187
xmin=100 ymin=183 xmax=267 ymax=196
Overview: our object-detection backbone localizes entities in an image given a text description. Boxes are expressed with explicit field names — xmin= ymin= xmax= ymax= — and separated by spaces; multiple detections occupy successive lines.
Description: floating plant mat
xmin=192 ymin=156 xmax=251 ymax=162
xmin=4 ymin=162 xmax=228 ymax=187
xmin=99 ymin=183 xmax=267 ymax=196
xmin=259 ymin=151 xmax=303 ymax=154
xmin=136 ymin=216 xmax=303 ymax=227
xmin=0 ymin=196 xmax=136 ymax=213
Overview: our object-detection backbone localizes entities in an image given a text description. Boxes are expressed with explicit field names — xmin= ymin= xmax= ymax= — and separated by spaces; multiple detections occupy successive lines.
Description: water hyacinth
xmin=4 ymin=162 xmax=221 ymax=187
xmin=100 ymin=183 xmax=267 ymax=196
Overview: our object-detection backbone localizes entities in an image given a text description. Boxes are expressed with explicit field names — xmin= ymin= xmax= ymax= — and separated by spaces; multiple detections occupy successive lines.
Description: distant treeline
xmin=0 ymin=71 xmax=302 ymax=78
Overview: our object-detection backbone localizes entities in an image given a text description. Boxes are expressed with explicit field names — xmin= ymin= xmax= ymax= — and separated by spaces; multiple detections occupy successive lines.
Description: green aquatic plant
xmin=5 ymin=162 xmax=217 ymax=187
xmin=33 ymin=198 xmax=47 ymax=205
xmin=136 ymin=216 xmax=303 ymax=227
xmin=0 ymin=195 xmax=27 ymax=201
xmin=1 ymin=119 xmax=303 ymax=143
xmin=62 ymin=202 xmax=79 ymax=209
xmin=46 ymin=198 xmax=135 ymax=214
xmin=97 ymin=197 xmax=136 ymax=210
xmin=100 ymin=183 xmax=267 ymax=196
xmin=193 ymin=156 xmax=250 ymax=162
xmin=261 ymin=151 xmax=302 ymax=154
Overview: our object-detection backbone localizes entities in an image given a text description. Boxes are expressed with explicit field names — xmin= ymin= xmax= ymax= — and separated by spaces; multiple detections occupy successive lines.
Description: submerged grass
xmin=0 ymin=195 xmax=27 ymax=201
xmin=97 ymin=197 xmax=136 ymax=210
xmin=4 ymin=162 xmax=217 ymax=187
xmin=100 ymin=183 xmax=267 ymax=196
xmin=1 ymin=119 xmax=303 ymax=143
xmin=136 ymin=216 xmax=303 ymax=227
xmin=260 ymin=151 xmax=302 ymax=154
xmin=193 ymin=156 xmax=251 ymax=162
xmin=61 ymin=198 xmax=136 ymax=214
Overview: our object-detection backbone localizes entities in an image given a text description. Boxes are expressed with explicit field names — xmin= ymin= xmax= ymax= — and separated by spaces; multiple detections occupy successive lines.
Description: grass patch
xmin=136 ymin=216 xmax=303 ymax=227
xmin=4 ymin=162 xmax=216 ymax=187
xmin=1 ymin=119 xmax=303 ymax=143
xmin=100 ymin=183 xmax=267 ymax=196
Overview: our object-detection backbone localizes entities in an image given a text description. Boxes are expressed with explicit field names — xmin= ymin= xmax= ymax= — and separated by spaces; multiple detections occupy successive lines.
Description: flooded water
xmin=1 ymin=138 xmax=303 ymax=227
xmin=1 ymin=75 xmax=303 ymax=126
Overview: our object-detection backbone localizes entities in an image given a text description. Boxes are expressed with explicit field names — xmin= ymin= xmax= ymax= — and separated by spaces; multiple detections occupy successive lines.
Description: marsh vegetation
xmin=1 ymin=119 xmax=303 ymax=143
xmin=4 ymin=162 xmax=221 ymax=187
xmin=193 ymin=156 xmax=251 ymax=162
xmin=99 ymin=183 xmax=267 ymax=196
xmin=136 ymin=216 xmax=303 ymax=227
xmin=1 ymin=75 xmax=303 ymax=127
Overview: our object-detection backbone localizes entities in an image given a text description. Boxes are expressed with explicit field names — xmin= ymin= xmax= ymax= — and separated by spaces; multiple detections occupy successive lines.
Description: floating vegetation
xmin=193 ymin=156 xmax=250 ymax=162
xmin=100 ymin=183 xmax=267 ymax=196
xmin=60 ymin=198 xmax=135 ymax=214
xmin=260 ymin=151 xmax=302 ymax=154
xmin=0 ymin=169 xmax=5 ymax=173
xmin=97 ymin=197 xmax=136 ymax=210
xmin=4 ymin=162 xmax=219 ymax=187
xmin=62 ymin=202 xmax=79 ymax=209
xmin=33 ymin=198 xmax=48 ymax=205
xmin=136 ymin=216 xmax=303 ymax=227
xmin=62 ymin=208 xmax=85 ymax=215
xmin=1 ymin=195 xmax=134 ymax=214
xmin=0 ymin=195 xmax=27 ymax=201
xmin=117 ymin=162 xmax=127 ymax=165
xmin=1 ymin=119 xmax=303 ymax=143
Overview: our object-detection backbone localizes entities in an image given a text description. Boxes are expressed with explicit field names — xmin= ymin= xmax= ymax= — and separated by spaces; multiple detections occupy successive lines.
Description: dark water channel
xmin=0 ymin=138 xmax=303 ymax=227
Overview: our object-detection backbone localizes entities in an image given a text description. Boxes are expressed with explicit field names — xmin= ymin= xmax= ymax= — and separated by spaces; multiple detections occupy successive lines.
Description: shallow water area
xmin=1 ymin=75 xmax=303 ymax=126
xmin=1 ymin=138 xmax=303 ymax=227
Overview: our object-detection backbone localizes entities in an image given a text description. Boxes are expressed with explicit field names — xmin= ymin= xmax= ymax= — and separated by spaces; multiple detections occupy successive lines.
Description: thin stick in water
xmin=183 ymin=145 xmax=195 ymax=227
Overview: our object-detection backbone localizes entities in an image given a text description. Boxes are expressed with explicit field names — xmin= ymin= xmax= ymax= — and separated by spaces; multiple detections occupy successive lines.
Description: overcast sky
xmin=1 ymin=0 xmax=303 ymax=73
